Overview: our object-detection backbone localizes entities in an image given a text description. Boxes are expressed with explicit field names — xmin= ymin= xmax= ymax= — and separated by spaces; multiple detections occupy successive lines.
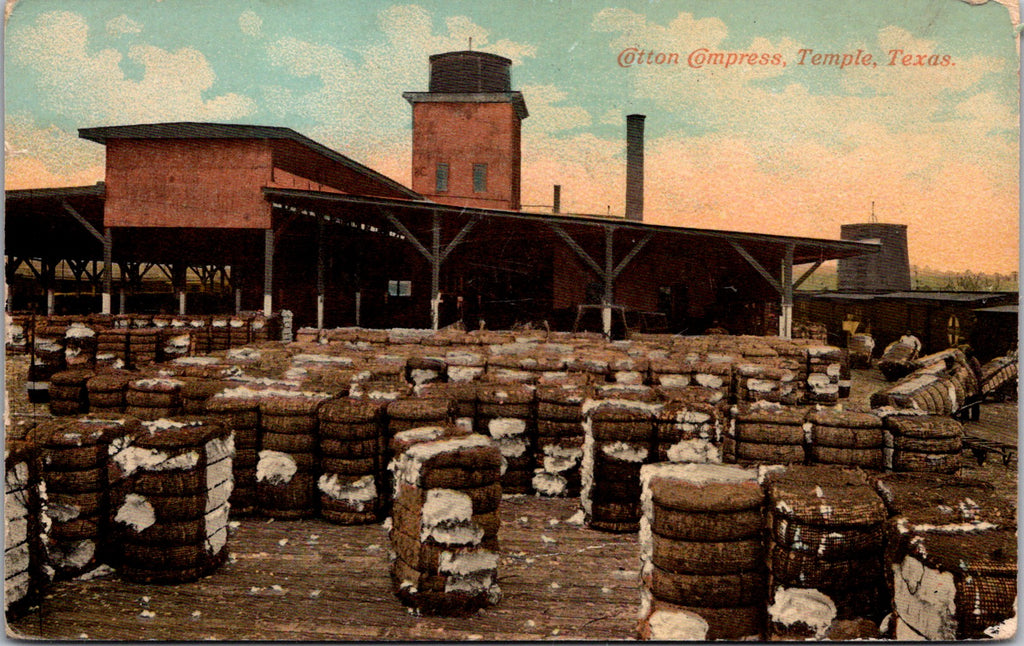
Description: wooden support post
xmin=780 ymin=244 xmax=795 ymax=339
xmin=603 ymin=226 xmax=614 ymax=337
xmin=173 ymin=264 xmax=187 ymax=315
xmin=263 ymin=228 xmax=274 ymax=316
xmin=431 ymin=211 xmax=441 ymax=331
xmin=316 ymin=216 xmax=326 ymax=329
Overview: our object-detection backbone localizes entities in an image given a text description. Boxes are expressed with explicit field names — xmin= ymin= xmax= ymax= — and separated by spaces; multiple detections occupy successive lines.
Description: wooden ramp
xmin=7 ymin=496 xmax=641 ymax=642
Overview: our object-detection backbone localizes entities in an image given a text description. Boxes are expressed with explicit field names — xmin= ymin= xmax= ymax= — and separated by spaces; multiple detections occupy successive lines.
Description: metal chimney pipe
xmin=553 ymin=185 xmax=561 ymax=214
xmin=625 ymin=114 xmax=645 ymax=221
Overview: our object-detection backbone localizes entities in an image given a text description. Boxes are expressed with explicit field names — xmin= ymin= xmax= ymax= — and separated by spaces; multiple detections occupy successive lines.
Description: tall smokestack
xmin=625 ymin=114 xmax=645 ymax=221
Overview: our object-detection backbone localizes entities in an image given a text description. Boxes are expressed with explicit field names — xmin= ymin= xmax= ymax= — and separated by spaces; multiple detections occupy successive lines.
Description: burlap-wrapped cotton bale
xmin=5 ymin=436 xmax=45 ymax=618
xmin=33 ymin=415 xmax=144 ymax=579
xmin=86 ymin=369 xmax=133 ymax=413
xmin=564 ymin=353 xmax=612 ymax=384
xmin=733 ymin=362 xmax=787 ymax=403
xmin=317 ymin=398 xmax=390 ymax=524
xmin=444 ymin=349 xmax=486 ymax=383
xmin=159 ymin=330 xmax=193 ymax=362
xmin=108 ymin=418 xmax=233 ymax=583
xmin=248 ymin=312 xmax=276 ymax=343
xmin=126 ymin=377 xmax=185 ymax=421
xmin=96 ymin=328 xmax=129 ymax=365
xmin=807 ymin=409 xmax=885 ymax=470
xmin=887 ymin=519 xmax=1016 ymax=640
xmin=581 ymin=399 xmax=662 ymax=532
xmin=416 ymin=382 xmax=481 ymax=434
xmin=6 ymin=313 xmax=31 ymax=353
xmin=33 ymin=325 xmax=67 ymax=370
xmin=871 ymin=371 xmax=960 ymax=415
xmin=169 ymin=356 xmax=237 ymax=379
xmin=64 ymin=323 xmax=97 ymax=368
xmin=847 ymin=334 xmax=876 ymax=369
xmin=838 ymin=350 xmax=852 ymax=399
xmin=227 ymin=315 xmax=249 ymax=347
xmin=180 ymin=378 xmax=234 ymax=415
xmin=686 ymin=358 xmax=735 ymax=403
xmin=204 ymin=389 xmax=265 ymax=515
xmin=638 ymin=463 xmax=766 ymax=641
xmin=882 ymin=415 xmax=963 ymax=474
xmin=257 ymin=393 xmax=331 ymax=519
xmin=386 ymin=397 xmax=457 ymax=436
xmin=356 ymin=355 xmax=407 ymax=383
xmin=405 ymin=356 xmax=447 ymax=386
xmin=654 ymin=401 xmax=724 ymax=464
xmin=388 ymin=434 xmax=503 ymax=616
xmin=48 ymin=369 xmax=95 ymax=416
xmin=349 ymin=379 xmax=413 ymax=401
xmin=654 ymin=385 xmax=725 ymax=406
xmin=476 ymin=385 xmax=535 ymax=494
xmin=609 ymin=355 xmax=650 ymax=385
xmin=593 ymin=383 xmax=658 ymax=402
xmin=389 ymin=425 xmax=469 ymax=459
xmin=765 ymin=465 xmax=889 ymax=626
xmin=126 ymin=328 xmax=160 ymax=367
xmin=731 ymin=403 xmax=810 ymax=466
xmin=650 ymin=355 xmax=693 ymax=389
xmin=978 ymin=353 xmax=1017 ymax=397
xmin=183 ymin=317 xmax=211 ymax=354
xmin=873 ymin=471 xmax=1017 ymax=638
xmin=767 ymin=586 xmax=839 ymax=640
xmin=878 ymin=341 xmax=919 ymax=382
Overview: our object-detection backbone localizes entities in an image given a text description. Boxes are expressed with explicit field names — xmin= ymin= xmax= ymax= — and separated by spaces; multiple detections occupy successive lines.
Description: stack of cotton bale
xmin=316 ymin=398 xmax=389 ymax=524
xmin=108 ymin=418 xmax=233 ymax=583
xmin=484 ymin=352 xmax=540 ymax=384
xmin=475 ymin=384 xmax=535 ymax=494
xmin=249 ymin=312 xmax=276 ymax=343
xmin=388 ymin=434 xmax=503 ymax=616
xmin=653 ymin=398 xmax=724 ymax=464
xmin=127 ymin=328 xmax=160 ymax=366
xmin=284 ymin=352 xmax=356 ymax=396
xmin=180 ymin=377 xmax=235 ymax=415
xmin=33 ymin=415 xmax=144 ymax=578
xmin=85 ymin=370 xmax=133 ymax=414
xmin=649 ymin=354 xmax=693 ymax=389
xmin=6 ymin=313 xmax=31 ymax=353
xmin=803 ymin=345 xmax=843 ymax=404
xmin=771 ymin=342 xmax=810 ymax=405
xmin=64 ymin=323 xmax=97 ymax=368
xmin=730 ymin=403 xmax=809 ymax=465
xmin=533 ymin=384 xmax=592 ymax=497
xmin=5 ymin=432 xmax=45 ymax=618
xmin=208 ymin=315 xmax=231 ymax=352
xmin=733 ymin=361 xmax=789 ymax=404
xmin=881 ymin=414 xmax=963 ymax=475
xmin=637 ymin=463 xmax=767 ymax=641
xmin=95 ymin=326 xmax=129 ymax=368
xmin=878 ymin=341 xmax=919 ymax=381
xmin=806 ymin=409 xmax=885 ymax=470
xmin=160 ymin=329 xmax=193 ymax=362
xmin=228 ymin=315 xmax=250 ymax=347
xmin=28 ymin=325 xmax=67 ymax=403
xmin=609 ymin=354 xmax=650 ymax=385
xmin=125 ymin=376 xmax=184 ymax=421
xmin=444 ymin=348 xmax=487 ymax=383
xmin=581 ymin=398 xmax=662 ymax=532
xmin=686 ymin=356 xmax=735 ymax=404
xmin=387 ymin=397 xmax=457 ymax=436
xmin=204 ymin=387 xmax=264 ymax=515
xmin=257 ymin=392 xmax=331 ymax=519
xmin=361 ymin=354 xmax=408 ymax=383
xmin=48 ymin=369 xmax=95 ymax=416
xmin=873 ymin=472 xmax=1017 ymax=640
xmin=566 ymin=352 xmax=612 ymax=384
xmin=765 ymin=466 xmax=888 ymax=638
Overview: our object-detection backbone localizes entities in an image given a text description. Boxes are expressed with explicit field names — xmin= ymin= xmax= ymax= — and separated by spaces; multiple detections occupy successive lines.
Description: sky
xmin=4 ymin=0 xmax=1020 ymax=273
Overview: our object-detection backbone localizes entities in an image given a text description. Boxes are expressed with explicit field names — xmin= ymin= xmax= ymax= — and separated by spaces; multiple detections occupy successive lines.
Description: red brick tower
xmin=404 ymin=51 xmax=528 ymax=210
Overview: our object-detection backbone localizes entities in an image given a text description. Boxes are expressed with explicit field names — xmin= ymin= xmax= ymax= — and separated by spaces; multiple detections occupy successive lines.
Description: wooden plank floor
xmin=7 ymin=496 xmax=642 ymax=641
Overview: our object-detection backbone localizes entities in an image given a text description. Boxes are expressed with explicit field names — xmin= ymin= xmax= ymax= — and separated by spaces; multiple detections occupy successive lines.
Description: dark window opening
xmin=473 ymin=164 xmax=487 ymax=193
xmin=436 ymin=164 xmax=449 ymax=193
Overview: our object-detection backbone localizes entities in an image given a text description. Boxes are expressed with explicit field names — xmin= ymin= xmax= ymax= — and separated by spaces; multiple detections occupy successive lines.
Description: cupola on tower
xmin=403 ymin=51 xmax=528 ymax=210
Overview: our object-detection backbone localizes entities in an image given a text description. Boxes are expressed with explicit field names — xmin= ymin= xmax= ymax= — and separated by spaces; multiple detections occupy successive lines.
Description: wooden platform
xmin=7 ymin=496 xmax=641 ymax=641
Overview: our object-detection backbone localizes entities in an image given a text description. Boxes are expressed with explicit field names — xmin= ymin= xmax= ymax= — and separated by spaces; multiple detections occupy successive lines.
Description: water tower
xmin=837 ymin=222 xmax=912 ymax=291
xmin=403 ymin=50 xmax=528 ymax=210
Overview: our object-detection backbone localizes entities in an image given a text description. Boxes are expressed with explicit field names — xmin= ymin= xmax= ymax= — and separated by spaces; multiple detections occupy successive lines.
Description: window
xmin=435 ymin=163 xmax=449 ymax=193
xmin=388 ymin=280 xmax=412 ymax=297
xmin=473 ymin=164 xmax=487 ymax=193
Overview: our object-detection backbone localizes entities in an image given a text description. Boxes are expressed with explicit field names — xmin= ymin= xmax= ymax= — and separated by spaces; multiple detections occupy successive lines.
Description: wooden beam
xmin=382 ymin=210 xmax=433 ymax=262
xmin=548 ymin=223 xmax=603 ymax=278
xmin=792 ymin=257 xmax=825 ymax=291
xmin=611 ymin=233 xmax=653 ymax=280
xmin=729 ymin=241 xmax=783 ymax=295
xmin=438 ymin=216 xmax=479 ymax=264
xmin=61 ymin=200 xmax=105 ymax=244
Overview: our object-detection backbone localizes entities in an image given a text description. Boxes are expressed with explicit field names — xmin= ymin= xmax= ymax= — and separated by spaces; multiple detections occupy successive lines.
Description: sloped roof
xmin=78 ymin=122 xmax=422 ymax=200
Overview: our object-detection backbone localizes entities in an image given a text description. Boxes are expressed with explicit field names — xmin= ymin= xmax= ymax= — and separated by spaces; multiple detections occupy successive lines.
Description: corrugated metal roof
xmin=974 ymin=305 xmax=1018 ymax=314
xmin=875 ymin=291 xmax=1016 ymax=302
xmin=78 ymin=122 xmax=422 ymax=200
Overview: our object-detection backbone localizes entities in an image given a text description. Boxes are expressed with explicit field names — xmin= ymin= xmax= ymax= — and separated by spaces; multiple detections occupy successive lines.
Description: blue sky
xmin=4 ymin=0 xmax=1019 ymax=271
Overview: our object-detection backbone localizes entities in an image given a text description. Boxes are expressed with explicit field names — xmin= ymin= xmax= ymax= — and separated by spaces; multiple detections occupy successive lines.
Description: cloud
xmin=106 ymin=14 xmax=142 ymax=37
xmin=10 ymin=11 xmax=256 ymax=125
xmin=239 ymin=10 xmax=263 ymax=38
xmin=261 ymin=4 xmax=537 ymax=159
xmin=4 ymin=113 xmax=105 ymax=189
